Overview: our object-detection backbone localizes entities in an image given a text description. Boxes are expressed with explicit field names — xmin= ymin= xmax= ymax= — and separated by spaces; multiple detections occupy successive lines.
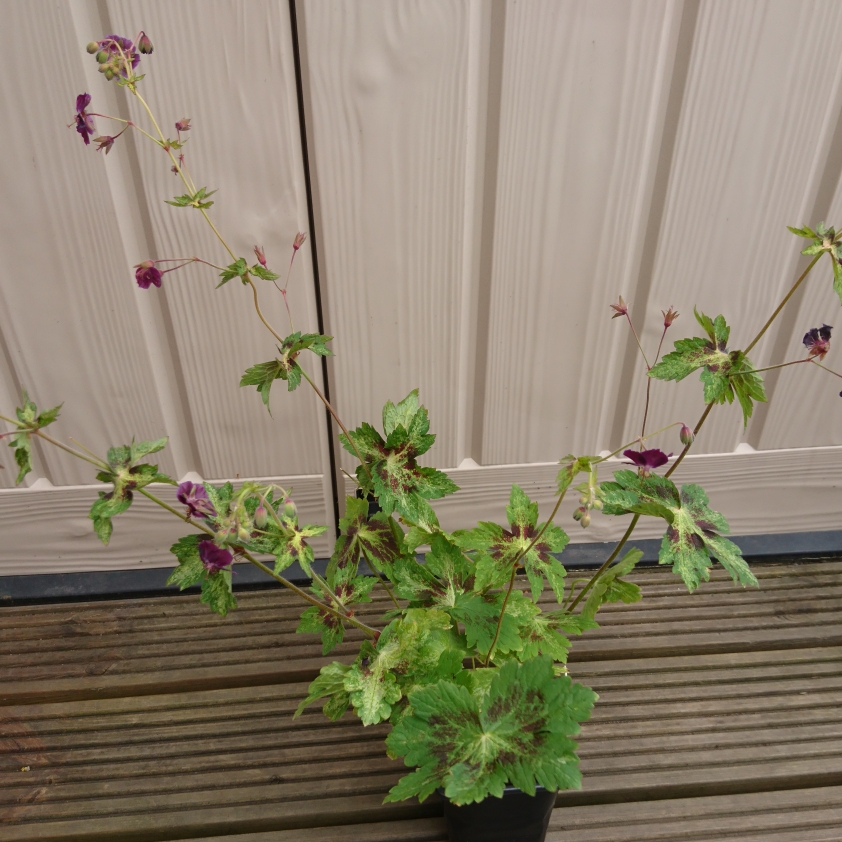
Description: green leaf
xmin=344 ymin=637 xmax=404 ymax=725
xmin=9 ymin=433 xmax=32 ymax=486
xmin=385 ymin=656 xmax=597 ymax=805
xmin=166 ymin=186 xmax=217 ymax=211
xmin=203 ymin=482 xmax=234 ymax=518
xmin=788 ymin=225 xmax=817 ymax=239
xmin=6 ymin=391 xmax=63 ymax=485
xmin=297 ymin=605 xmax=346 ymax=655
xmin=649 ymin=312 xmax=765 ymax=426
xmin=250 ymin=264 xmax=281 ymax=282
xmin=556 ymin=455 xmax=599 ymax=497
xmin=166 ymin=534 xmax=205 ymax=589
xmin=294 ymin=662 xmax=352 ymax=720
xmin=457 ymin=485 xmax=568 ymax=601
xmin=580 ymin=548 xmax=643 ymax=621
xmin=601 ymin=473 xmax=755 ymax=592
xmin=340 ymin=392 xmax=458 ymax=529
xmin=89 ymin=491 xmax=133 ymax=545
xmin=327 ymin=497 xmax=404 ymax=583
xmin=130 ymin=437 xmax=168 ymax=462
xmin=450 ymin=590 xmax=537 ymax=660
xmin=217 ymin=257 xmax=248 ymax=288
xmin=200 ymin=568 xmax=237 ymax=617
xmin=833 ymin=255 xmax=842 ymax=306
xmin=240 ymin=333 xmax=333 ymax=409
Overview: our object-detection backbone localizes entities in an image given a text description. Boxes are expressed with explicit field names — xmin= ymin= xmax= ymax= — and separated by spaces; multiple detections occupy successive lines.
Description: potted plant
xmin=5 ymin=33 xmax=842 ymax=842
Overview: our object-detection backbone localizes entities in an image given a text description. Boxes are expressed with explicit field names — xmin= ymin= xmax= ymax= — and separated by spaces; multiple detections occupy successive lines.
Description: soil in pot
xmin=441 ymin=786 xmax=557 ymax=842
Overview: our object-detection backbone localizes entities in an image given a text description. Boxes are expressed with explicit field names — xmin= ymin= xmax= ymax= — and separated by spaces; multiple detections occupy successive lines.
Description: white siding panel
xmin=105 ymin=0 xmax=332 ymax=484
xmin=622 ymin=0 xmax=842 ymax=456
xmin=480 ymin=0 xmax=678 ymax=464
xmin=300 ymin=0 xmax=473 ymax=471
xmin=0 ymin=474 xmax=329 ymax=576
xmin=0 ymin=0 xmax=175 ymax=488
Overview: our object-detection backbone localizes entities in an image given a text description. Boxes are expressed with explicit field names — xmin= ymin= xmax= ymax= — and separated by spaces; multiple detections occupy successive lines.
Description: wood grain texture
xmin=0 ymin=1 xmax=175 ymax=487
xmin=2 ymin=564 xmax=842 ymax=839
xmin=479 ymin=0 xmax=676 ymax=464
xmin=345 ymin=444 xmax=842 ymax=540
xmin=0 ymin=474 xmax=330 ymax=576
xmin=300 ymin=0 xmax=472 ymax=471
xmin=104 ymin=0 xmax=332 ymax=484
xmin=622 ymin=0 xmax=842 ymax=456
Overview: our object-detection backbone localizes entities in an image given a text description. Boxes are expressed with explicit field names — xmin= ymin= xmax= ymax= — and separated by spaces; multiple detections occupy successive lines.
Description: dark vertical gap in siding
xmin=609 ymin=0 xmax=701 ymax=451
xmin=470 ymin=0 xmax=507 ymax=464
xmin=288 ymin=0 xmax=341 ymax=534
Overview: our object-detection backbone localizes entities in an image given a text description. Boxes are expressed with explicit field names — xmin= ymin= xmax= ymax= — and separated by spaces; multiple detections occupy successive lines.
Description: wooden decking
xmin=1 ymin=559 xmax=841 ymax=841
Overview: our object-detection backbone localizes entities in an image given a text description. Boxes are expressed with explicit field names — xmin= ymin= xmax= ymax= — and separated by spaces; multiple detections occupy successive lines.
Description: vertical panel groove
xmin=289 ymin=0 xmax=340 ymax=531
xmin=610 ymin=0 xmax=700 ymax=452
xmin=471 ymin=0 xmax=507 ymax=465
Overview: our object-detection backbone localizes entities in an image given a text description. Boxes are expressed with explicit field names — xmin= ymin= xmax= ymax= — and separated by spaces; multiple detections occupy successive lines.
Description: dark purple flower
xmin=177 ymin=481 xmax=217 ymax=519
xmin=803 ymin=324 xmax=832 ymax=360
xmin=623 ymin=448 xmax=672 ymax=477
xmin=73 ymin=93 xmax=95 ymax=145
xmin=134 ymin=260 xmax=163 ymax=289
xmin=198 ymin=540 xmax=233 ymax=574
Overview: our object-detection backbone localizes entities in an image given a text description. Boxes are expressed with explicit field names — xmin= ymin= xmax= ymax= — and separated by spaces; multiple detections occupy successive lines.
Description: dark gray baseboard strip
xmin=1 ymin=529 xmax=841 ymax=606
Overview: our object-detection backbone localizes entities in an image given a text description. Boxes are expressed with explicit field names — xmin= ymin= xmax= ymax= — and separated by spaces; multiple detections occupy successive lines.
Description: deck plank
xmin=1 ymin=560 xmax=840 ymax=840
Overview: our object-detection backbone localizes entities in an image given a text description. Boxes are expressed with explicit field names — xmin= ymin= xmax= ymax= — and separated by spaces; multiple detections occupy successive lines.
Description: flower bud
xmin=579 ymin=495 xmax=589 ymax=506
xmin=253 ymin=245 xmax=267 ymax=267
xmin=96 ymin=50 xmax=109 ymax=64
xmin=572 ymin=506 xmax=587 ymax=522
xmin=592 ymin=499 xmax=603 ymax=510
xmin=238 ymin=525 xmax=251 ymax=542
xmin=679 ymin=424 xmax=695 ymax=446
xmin=580 ymin=512 xmax=591 ymax=528
xmin=283 ymin=498 xmax=297 ymax=520
xmin=104 ymin=67 xmax=115 ymax=80
xmin=137 ymin=31 xmax=154 ymax=54
xmin=86 ymin=42 xmax=100 ymax=54
xmin=254 ymin=504 xmax=268 ymax=529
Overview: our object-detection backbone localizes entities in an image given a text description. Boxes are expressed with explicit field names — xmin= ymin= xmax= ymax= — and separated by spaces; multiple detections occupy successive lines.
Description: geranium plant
xmin=4 ymin=33 xmax=842 ymax=809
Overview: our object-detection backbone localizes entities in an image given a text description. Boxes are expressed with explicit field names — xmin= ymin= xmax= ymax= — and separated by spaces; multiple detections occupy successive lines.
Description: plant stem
xmin=34 ymin=430 xmax=108 ymax=471
xmin=745 ymin=253 xmax=823 ymax=355
xmin=810 ymin=359 xmax=842 ymax=379
xmin=641 ymin=325 xmax=669 ymax=442
xmin=599 ymin=422 xmax=684 ymax=462
xmin=625 ymin=313 xmax=650 ymax=368
xmin=137 ymin=487 xmax=378 ymax=637
xmin=484 ymin=490 xmax=568 ymax=664
xmin=664 ymin=402 xmax=713 ymax=479
xmin=300 ymin=368 xmax=373 ymax=485
xmin=567 ymin=514 xmax=641 ymax=612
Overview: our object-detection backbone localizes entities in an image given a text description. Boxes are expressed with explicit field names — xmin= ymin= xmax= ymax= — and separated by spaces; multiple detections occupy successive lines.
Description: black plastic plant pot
xmin=441 ymin=786 xmax=557 ymax=842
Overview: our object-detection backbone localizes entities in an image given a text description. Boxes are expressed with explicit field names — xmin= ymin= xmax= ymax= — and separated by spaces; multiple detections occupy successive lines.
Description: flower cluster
xmin=85 ymin=32 xmax=151 ymax=81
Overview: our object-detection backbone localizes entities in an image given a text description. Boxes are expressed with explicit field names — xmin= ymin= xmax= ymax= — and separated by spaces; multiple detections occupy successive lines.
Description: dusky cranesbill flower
xmin=177 ymin=481 xmax=217 ymax=519
xmin=134 ymin=261 xmax=163 ymax=289
xmin=609 ymin=296 xmax=628 ymax=319
xmin=72 ymin=93 xmax=95 ymax=145
xmin=623 ymin=448 xmax=672 ymax=477
xmin=662 ymin=306 xmax=679 ymax=327
xmin=803 ymin=324 xmax=832 ymax=360
xmin=198 ymin=540 xmax=233 ymax=574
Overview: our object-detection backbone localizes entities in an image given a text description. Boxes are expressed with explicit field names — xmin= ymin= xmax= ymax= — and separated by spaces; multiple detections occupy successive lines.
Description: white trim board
xmin=0 ymin=474 xmax=329 ymax=576
xmin=344 ymin=445 xmax=842 ymax=543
